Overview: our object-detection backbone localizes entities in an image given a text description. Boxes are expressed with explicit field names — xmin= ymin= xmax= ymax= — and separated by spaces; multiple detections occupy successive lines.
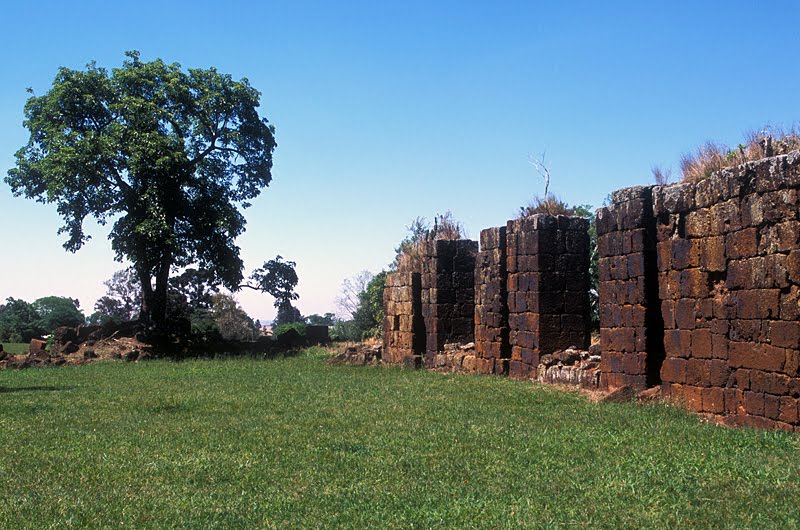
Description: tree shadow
xmin=0 ymin=386 xmax=76 ymax=393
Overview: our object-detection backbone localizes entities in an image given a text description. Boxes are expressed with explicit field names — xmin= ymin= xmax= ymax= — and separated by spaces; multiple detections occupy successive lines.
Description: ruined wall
xmin=599 ymin=151 xmax=800 ymax=430
xmin=506 ymin=215 xmax=591 ymax=379
xmin=420 ymin=239 xmax=478 ymax=367
xmin=382 ymin=272 xmax=423 ymax=367
xmin=596 ymin=187 xmax=663 ymax=390
xmin=474 ymin=226 xmax=510 ymax=375
xmin=654 ymin=154 xmax=800 ymax=430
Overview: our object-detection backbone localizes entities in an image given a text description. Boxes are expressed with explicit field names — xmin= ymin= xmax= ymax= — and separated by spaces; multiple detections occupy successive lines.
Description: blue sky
xmin=1 ymin=1 xmax=799 ymax=321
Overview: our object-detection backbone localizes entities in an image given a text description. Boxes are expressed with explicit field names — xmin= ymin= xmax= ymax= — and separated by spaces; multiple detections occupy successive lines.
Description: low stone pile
xmin=536 ymin=346 xmax=602 ymax=388
xmin=327 ymin=343 xmax=382 ymax=366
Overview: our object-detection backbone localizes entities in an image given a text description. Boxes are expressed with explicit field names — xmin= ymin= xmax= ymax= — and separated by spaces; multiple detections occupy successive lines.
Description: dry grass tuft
xmin=518 ymin=195 xmax=577 ymax=217
xmin=395 ymin=211 xmax=465 ymax=272
xmin=679 ymin=126 xmax=800 ymax=183
xmin=651 ymin=165 xmax=673 ymax=186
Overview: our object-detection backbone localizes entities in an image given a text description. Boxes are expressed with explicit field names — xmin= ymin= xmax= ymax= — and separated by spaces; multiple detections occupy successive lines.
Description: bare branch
xmin=528 ymin=151 xmax=551 ymax=202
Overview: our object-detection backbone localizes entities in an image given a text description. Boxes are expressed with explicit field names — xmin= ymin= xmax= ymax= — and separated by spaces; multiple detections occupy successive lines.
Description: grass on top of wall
xmin=0 ymin=348 xmax=799 ymax=528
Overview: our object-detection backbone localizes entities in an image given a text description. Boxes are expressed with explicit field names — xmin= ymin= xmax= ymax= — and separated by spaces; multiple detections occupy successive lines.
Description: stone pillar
xmin=383 ymin=272 xmax=423 ymax=366
xmin=596 ymin=186 xmax=660 ymax=390
xmin=474 ymin=226 xmax=510 ymax=375
xmin=421 ymin=239 xmax=478 ymax=367
xmin=506 ymin=215 xmax=591 ymax=379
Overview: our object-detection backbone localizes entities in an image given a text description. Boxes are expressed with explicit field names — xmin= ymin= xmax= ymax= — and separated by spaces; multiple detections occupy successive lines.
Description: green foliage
xmin=0 ymin=298 xmax=44 ymax=342
xmin=330 ymin=319 xmax=362 ymax=342
xmin=273 ymin=300 xmax=303 ymax=326
xmin=0 ymin=356 xmax=799 ymax=527
xmin=31 ymin=296 xmax=85 ymax=332
xmin=94 ymin=268 xmax=141 ymax=322
xmin=210 ymin=294 xmax=258 ymax=341
xmin=6 ymin=51 xmax=276 ymax=330
xmin=305 ymin=313 xmax=336 ymax=326
xmin=272 ymin=322 xmax=307 ymax=339
xmin=245 ymin=256 xmax=299 ymax=306
xmin=351 ymin=271 xmax=387 ymax=339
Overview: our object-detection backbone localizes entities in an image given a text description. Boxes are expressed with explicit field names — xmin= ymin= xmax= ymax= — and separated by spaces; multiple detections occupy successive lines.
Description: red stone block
xmin=622 ymin=352 xmax=647 ymax=376
xmin=711 ymin=333 xmax=729 ymax=359
xmin=679 ymin=269 xmax=709 ymax=298
xmin=691 ymin=328 xmax=713 ymax=359
xmin=765 ymin=394 xmax=781 ymax=421
xmin=744 ymin=391 xmax=766 ymax=416
xmin=508 ymin=361 xmax=531 ymax=380
xmin=770 ymin=320 xmax=800 ymax=349
xmin=785 ymin=350 xmax=800 ymax=377
xmin=664 ymin=329 xmax=691 ymax=358
xmin=660 ymin=357 xmax=688 ymax=384
xmin=702 ymin=387 xmax=725 ymax=414
xmin=724 ymin=388 xmax=744 ymax=415
xmin=726 ymin=228 xmax=758 ymax=259
xmin=700 ymin=236 xmax=726 ymax=272
xmin=672 ymin=239 xmax=700 ymax=270
xmin=684 ymin=386 xmax=703 ymax=411
xmin=708 ymin=359 xmax=731 ymax=387
xmin=675 ymin=298 xmax=697 ymax=329
xmin=787 ymin=250 xmax=800 ymax=284
xmin=729 ymin=342 xmax=785 ymax=372
xmin=686 ymin=358 xmax=711 ymax=387
xmin=661 ymin=300 xmax=676 ymax=329
xmin=732 ymin=289 xmax=780 ymax=320
xmin=778 ymin=396 xmax=799 ymax=424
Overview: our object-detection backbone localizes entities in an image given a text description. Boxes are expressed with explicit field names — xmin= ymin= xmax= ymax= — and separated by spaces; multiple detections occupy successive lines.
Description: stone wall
xmin=474 ymin=226 xmax=510 ymax=375
xmin=420 ymin=240 xmax=478 ymax=368
xmin=654 ymin=154 xmax=800 ymax=429
xmin=506 ymin=215 xmax=591 ymax=379
xmin=598 ymin=151 xmax=800 ymax=430
xmin=382 ymin=272 xmax=424 ymax=367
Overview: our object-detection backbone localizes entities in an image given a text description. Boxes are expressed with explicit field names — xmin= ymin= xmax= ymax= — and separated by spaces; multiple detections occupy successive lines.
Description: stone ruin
xmin=382 ymin=150 xmax=800 ymax=431
xmin=383 ymin=215 xmax=594 ymax=385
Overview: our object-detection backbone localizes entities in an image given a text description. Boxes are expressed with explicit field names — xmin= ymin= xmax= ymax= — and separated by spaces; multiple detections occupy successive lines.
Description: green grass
xmin=1 ymin=343 xmax=28 ymax=354
xmin=1 ymin=348 xmax=799 ymax=528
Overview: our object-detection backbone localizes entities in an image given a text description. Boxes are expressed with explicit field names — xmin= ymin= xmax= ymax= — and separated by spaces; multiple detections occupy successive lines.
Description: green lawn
xmin=1 ymin=348 xmax=799 ymax=528
xmin=1 ymin=343 xmax=28 ymax=354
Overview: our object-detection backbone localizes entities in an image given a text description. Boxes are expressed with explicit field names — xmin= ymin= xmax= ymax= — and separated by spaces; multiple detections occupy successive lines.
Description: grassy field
xmin=1 ymin=348 xmax=799 ymax=528
xmin=1 ymin=342 xmax=28 ymax=354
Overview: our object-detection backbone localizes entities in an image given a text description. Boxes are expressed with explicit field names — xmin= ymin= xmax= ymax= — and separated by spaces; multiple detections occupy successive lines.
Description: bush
xmin=273 ymin=322 xmax=307 ymax=339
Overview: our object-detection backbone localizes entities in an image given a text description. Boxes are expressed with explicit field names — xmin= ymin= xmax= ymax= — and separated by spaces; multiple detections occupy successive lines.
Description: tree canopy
xmin=6 ymin=51 xmax=276 ymax=333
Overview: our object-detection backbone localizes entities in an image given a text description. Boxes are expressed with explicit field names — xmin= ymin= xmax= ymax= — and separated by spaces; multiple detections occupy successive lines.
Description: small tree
xmin=0 ymin=298 xmax=44 ymax=342
xmin=210 ymin=294 xmax=258 ymax=341
xmin=32 ymin=296 xmax=85 ymax=332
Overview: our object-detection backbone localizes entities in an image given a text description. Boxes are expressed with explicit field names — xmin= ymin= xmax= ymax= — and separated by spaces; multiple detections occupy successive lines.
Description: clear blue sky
xmin=1 ymin=1 xmax=799 ymax=322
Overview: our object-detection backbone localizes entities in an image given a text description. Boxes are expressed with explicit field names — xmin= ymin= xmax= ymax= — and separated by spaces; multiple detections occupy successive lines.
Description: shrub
xmin=518 ymin=195 xmax=576 ymax=217
xmin=395 ymin=212 xmax=465 ymax=272
xmin=273 ymin=322 xmax=307 ymax=339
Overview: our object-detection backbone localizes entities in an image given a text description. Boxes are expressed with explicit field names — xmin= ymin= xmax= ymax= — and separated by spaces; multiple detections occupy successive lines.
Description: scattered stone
xmin=29 ymin=339 xmax=47 ymax=354
xmin=326 ymin=343 xmax=382 ymax=366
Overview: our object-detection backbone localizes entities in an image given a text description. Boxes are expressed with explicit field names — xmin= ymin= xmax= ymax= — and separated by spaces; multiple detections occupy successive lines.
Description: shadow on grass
xmin=0 ymin=385 xmax=76 ymax=393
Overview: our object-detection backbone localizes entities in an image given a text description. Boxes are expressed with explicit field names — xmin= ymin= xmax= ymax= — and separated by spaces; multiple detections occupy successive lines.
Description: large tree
xmin=6 ymin=51 xmax=276 ymax=334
